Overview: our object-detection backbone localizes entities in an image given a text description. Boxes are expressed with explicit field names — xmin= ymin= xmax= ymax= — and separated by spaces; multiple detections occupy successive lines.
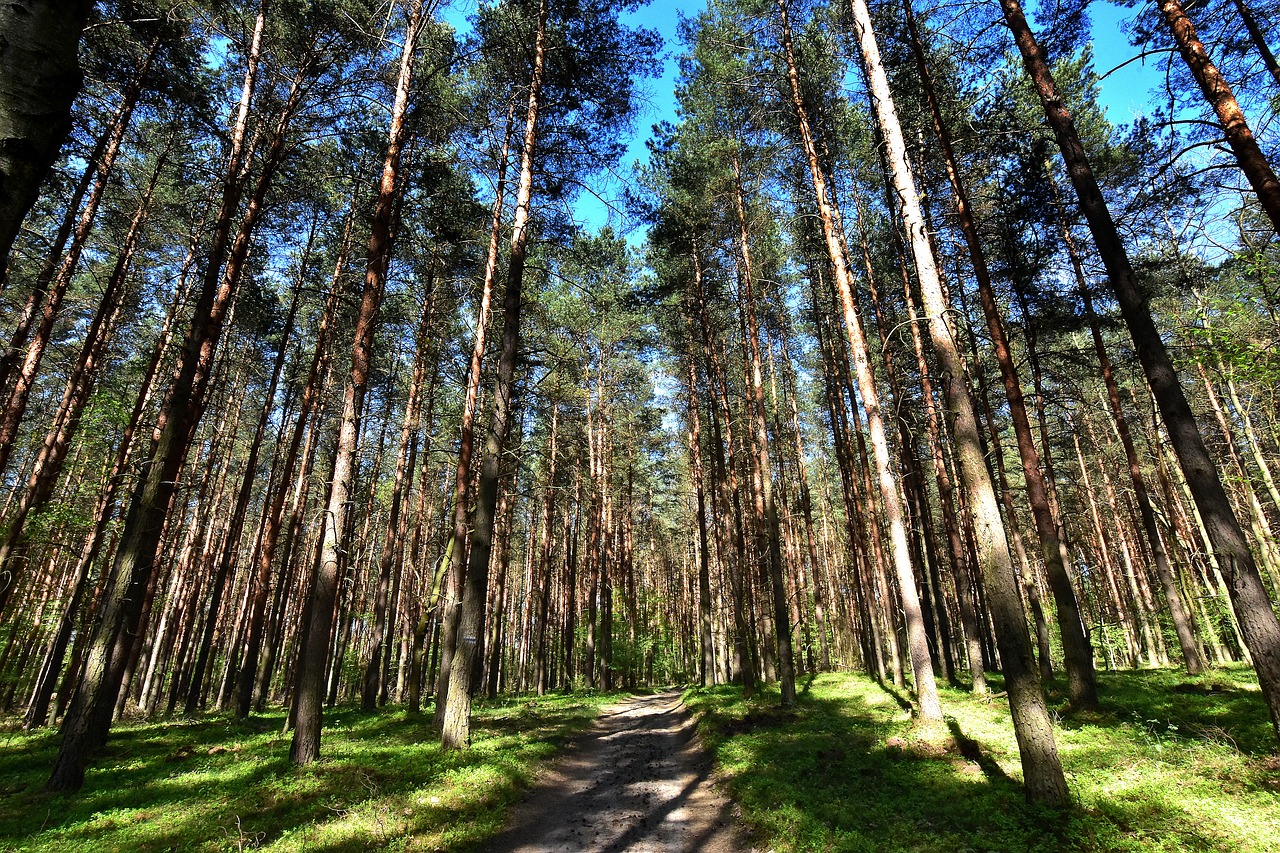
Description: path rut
xmin=482 ymin=691 xmax=752 ymax=853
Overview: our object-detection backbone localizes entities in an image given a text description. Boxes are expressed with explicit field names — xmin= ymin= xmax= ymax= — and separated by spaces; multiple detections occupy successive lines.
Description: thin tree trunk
xmin=778 ymin=0 xmax=940 ymax=722
xmin=440 ymin=0 xmax=548 ymax=749
xmin=289 ymin=0 xmax=423 ymax=764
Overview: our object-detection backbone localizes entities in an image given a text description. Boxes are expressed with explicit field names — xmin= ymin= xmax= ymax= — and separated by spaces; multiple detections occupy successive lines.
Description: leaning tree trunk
xmin=847 ymin=0 xmax=1068 ymax=804
xmin=289 ymin=0 xmax=423 ymax=765
xmin=1157 ymin=0 xmax=1280 ymax=235
xmin=902 ymin=0 xmax=1097 ymax=709
xmin=440 ymin=0 xmax=547 ymax=750
xmin=1000 ymin=0 xmax=1280 ymax=746
xmin=46 ymin=6 xmax=270 ymax=792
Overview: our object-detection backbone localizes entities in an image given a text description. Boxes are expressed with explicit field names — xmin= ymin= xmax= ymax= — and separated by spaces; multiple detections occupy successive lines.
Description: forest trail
xmin=482 ymin=691 xmax=753 ymax=853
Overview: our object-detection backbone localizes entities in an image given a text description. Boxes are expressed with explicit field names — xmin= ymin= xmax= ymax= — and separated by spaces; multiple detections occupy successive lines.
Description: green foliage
xmin=0 ymin=692 xmax=623 ymax=852
xmin=686 ymin=669 xmax=1280 ymax=852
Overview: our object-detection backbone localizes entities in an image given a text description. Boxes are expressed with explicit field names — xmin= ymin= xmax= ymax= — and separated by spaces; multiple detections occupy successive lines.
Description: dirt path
xmin=482 ymin=691 xmax=752 ymax=853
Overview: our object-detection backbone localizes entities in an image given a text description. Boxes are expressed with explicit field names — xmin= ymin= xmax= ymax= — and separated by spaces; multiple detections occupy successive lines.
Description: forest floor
xmin=685 ymin=666 xmax=1280 ymax=853
xmin=3 ymin=667 xmax=1278 ymax=852
xmin=0 ymin=691 xmax=624 ymax=852
xmin=481 ymin=690 xmax=751 ymax=852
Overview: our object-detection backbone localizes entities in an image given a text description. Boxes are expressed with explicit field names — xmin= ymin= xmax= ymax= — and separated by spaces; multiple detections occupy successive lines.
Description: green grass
xmin=0 ymin=691 xmax=622 ymax=852
xmin=685 ymin=667 xmax=1280 ymax=852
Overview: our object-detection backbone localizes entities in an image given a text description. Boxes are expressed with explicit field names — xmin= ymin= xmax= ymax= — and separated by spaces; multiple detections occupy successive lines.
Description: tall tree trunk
xmin=363 ymin=291 xmax=434 ymax=708
xmin=236 ymin=207 xmax=352 ymax=717
xmin=778 ymin=0 xmax=940 ymax=721
xmin=685 ymin=345 xmax=716 ymax=685
xmin=730 ymin=154 xmax=796 ymax=706
xmin=441 ymin=0 xmax=547 ymax=747
xmin=1000 ymin=0 xmax=1280 ymax=746
xmin=289 ymin=0 xmax=423 ymax=765
xmin=903 ymin=0 xmax=1097 ymax=708
xmin=1157 ymin=0 xmax=1280 ymax=234
xmin=47 ymin=6 xmax=271 ymax=791
xmin=435 ymin=100 xmax=517 ymax=726
xmin=846 ymin=0 xmax=1067 ymax=802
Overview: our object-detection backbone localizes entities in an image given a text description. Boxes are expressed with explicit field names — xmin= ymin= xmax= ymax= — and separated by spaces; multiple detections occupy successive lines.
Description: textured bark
xmin=778 ymin=0 xmax=940 ymax=721
xmin=848 ymin=0 xmax=1066 ymax=802
xmin=1158 ymin=0 xmax=1280 ymax=234
xmin=290 ymin=0 xmax=423 ymax=764
xmin=440 ymin=0 xmax=546 ymax=750
xmin=1001 ymin=0 xmax=1280 ymax=747
xmin=47 ymin=6 xmax=269 ymax=791
xmin=903 ymin=0 xmax=1096 ymax=708
xmin=0 ymin=1 xmax=91 ymax=268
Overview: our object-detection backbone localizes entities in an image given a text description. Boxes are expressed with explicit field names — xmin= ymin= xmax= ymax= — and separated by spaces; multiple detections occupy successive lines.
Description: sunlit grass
xmin=685 ymin=666 xmax=1280 ymax=852
xmin=0 ymin=691 xmax=622 ymax=852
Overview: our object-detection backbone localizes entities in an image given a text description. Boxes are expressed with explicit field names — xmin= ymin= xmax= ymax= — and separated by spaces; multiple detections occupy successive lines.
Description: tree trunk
xmin=435 ymin=99 xmax=518 ymax=726
xmin=903 ymin=0 xmax=1097 ymax=707
xmin=1157 ymin=0 xmax=1280 ymax=234
xmin=47 ymin=6 xmax=270 ymax=791
xmin=1000 ymin=0 xmax=1280 ymax=746
xmin=289 ymin=0 xmax=423 ymax=764
xmin=0 ymin=1 xmax=91 ymax=270
xmin=847 ymin=0 xmax=1067 ymax=802
xmin=778 ymin=0 xmax=940 ymax=720
xmin=440 ymin=0 xmax=547 ymax=750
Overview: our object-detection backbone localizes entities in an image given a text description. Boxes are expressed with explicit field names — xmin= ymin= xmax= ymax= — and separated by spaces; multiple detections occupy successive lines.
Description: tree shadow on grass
xmin=0 ymin=697 xmax=609 ymax=852
xmin=694 ymin=676 xmax=1260 ymax=853
xmin=1053 ymin=667 xmax=1276 ymax=757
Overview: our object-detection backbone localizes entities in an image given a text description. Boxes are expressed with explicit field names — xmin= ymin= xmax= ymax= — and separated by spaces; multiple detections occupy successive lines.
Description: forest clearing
xmin=1 ymin=0 xmax=1280 ymax=849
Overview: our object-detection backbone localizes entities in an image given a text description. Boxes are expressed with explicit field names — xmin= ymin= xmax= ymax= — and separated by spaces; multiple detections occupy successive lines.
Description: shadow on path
xmin=482 ymin=691 xmax=751 ymax=853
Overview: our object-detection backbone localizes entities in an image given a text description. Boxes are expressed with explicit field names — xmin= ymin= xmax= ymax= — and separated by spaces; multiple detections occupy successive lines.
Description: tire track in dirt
xmin=482 ymin=691 xmax=752 ymax=852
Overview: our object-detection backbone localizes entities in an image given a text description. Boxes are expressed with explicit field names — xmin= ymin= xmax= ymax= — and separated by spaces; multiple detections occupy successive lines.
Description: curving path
xmin=482 ymin=691 xmax=752 ymax=853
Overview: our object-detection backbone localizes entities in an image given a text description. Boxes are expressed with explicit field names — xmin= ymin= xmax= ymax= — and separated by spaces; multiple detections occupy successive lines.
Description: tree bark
xmin=847 ymin=0 xmax=1067 ymax=802
xmin=289 ymin=0 xmax=423 ymax=765
xmin=1157 ymin=0 xmax=1280 ymax=235
xmin=441 ymin=0 xmax=547 ymax=748
xmin=0 ymin=1 xmax=91 ymax=270
xmin=1000 ymin=0 xmax=1280 ymax=746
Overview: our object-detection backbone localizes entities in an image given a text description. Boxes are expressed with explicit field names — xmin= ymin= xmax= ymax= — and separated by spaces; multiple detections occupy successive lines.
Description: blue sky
xmin=440 ymin=0 xmax=1166 ymax=233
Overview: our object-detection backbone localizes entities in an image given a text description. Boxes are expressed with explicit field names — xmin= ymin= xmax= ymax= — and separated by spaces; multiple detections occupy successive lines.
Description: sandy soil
xmin=482 ymin=691 xmax=753 ymax=853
